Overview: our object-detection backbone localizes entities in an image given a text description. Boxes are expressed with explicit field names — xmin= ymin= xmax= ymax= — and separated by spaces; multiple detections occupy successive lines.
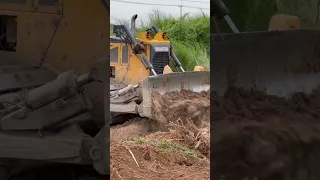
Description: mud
xmin=110 ymin=90 xmax=210 ymax=180
xmin=212 ymin=87 xmax=320 ymax=180
xmin=110 ymin=117 xmax=167 ymax=142
xmin=152 ymin=90 xmax=210 ymax=127
xmin=110 ymin=132 xmax=210 ymax=180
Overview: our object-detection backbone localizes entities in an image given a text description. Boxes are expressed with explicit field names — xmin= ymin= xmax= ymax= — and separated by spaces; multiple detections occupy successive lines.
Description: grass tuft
xmin=132 ymin=137 xmax=200 ymax=158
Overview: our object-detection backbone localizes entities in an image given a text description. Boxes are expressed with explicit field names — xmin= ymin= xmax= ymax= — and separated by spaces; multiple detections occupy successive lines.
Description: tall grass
xmin=137 ymin=10 xmax=210 ymax=71
xmin=220 ymin=0 xmax=320 ymax=32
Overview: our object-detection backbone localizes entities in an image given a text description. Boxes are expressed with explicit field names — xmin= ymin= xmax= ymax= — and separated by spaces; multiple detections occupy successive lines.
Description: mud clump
xmin=212 ymin=87 xmax=320 ymax=123
xmin=152 ymin=90 xmax=210 ymax=127
xmin=212 ymin=87 xmax=320 ymax=180
xmin=152 ymin=90 xmax=211 ymax=157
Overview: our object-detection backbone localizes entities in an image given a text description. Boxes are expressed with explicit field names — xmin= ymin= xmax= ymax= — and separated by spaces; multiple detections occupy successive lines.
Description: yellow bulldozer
xmin=0 ymin=1 xmax=110 ymax=180
xmin=0 ymin=1 xmax=210 ymax=179
xmin=109 ymin=14 xmax=210 ymax=124
xmin=211 ymin=0 xmax=320 ymax=178
xmin=211 ymin=0 xmax=320 ymax=101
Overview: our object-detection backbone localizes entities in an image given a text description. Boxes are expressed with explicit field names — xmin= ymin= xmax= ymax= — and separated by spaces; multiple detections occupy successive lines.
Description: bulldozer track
xmin=0 ymin=64 xmax=107 ymax=180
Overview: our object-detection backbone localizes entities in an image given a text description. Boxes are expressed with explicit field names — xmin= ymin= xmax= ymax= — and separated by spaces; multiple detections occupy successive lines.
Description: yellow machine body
xmin=109 ymin=27 xmax=210 ymax=120
xmin=163 ymin=65 xmax=173 ymax=74
xmin=0 ymin=0 xmax=110 ymax=177
xmin=212 ymin=14 xmax=320 ymax=99
xmin=0 ymin=0 xmax=109 ymax=73
xmin=268 ymin=14 xmax=301 ymax=31
xmin=110 ymin=31 xmax=170 ymax=85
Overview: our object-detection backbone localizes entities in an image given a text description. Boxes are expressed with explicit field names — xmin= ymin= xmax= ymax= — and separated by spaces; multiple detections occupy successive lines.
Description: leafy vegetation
xmin=219 ymin=0 xmax=320 ymax=32
xmin=137 ymin=10 xmax=210 ymax=71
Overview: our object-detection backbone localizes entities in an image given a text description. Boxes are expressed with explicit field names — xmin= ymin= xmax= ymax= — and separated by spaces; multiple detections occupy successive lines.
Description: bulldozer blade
xmin=139 ymin=71 xmax=210 ymax=119
xmin=211 ymin=30 xmax=320 ymax=97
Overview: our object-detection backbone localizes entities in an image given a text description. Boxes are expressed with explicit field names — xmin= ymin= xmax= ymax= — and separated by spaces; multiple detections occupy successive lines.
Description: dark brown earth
xmin=211 ymin=87 xmax=320 ymax=180
xmin=110 ymin=90 xmax=210 ymax=180
xmin=152 ymin=90 xmax=210 ymax=127
xmin=110 ymin=131 xmax=210 ymax=180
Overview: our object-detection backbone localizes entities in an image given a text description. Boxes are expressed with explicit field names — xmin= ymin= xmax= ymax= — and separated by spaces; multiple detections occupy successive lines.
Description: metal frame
xmin=0 ymin=0 xmax=62 ymax=14
xmin=33 ymin=0 xmax=62 ymax=14
xmin=0 ymin=0 xmax=32 ymax=12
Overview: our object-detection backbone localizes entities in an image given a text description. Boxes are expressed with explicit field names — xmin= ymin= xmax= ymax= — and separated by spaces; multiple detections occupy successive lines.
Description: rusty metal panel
xmin=43 ymin=0 xmax=110 ymax=73
xmin=211 ymin=30 xmax=320 ymax=97
xmin=0 ymin=0 xmax=32 ymax=12
xmin=0 ymin=0 xmax=109 ymax=73
xmin=0 ymin=10 xmax=62 ymax=67
xmin=34 ymin=0 xmax=62 ymax=14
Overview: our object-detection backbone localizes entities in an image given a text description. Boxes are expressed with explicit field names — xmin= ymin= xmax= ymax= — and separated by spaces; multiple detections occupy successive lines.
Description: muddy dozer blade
xmin=139 ymin=71 xmax=210 ymax=119
xmin=211 ymin=30 xmax=320 ymax=97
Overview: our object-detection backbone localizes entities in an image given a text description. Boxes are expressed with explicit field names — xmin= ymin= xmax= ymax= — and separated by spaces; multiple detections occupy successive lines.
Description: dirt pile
xmin=110 ymin=118 xmax=166 ymax=142
xmin=212 ymin=87 xmax=320 ymax=180
xmin=152 ymin=90 xmax=210 ymax=127
xmin=168 ymin=120 xmax=210 ymax=158
xmin=110 ymin=132 xmax=210 ymax=180
xmin=152 ymin=90 xmax=210 ymax=157
xmin=110 ymin=90 xmax=210 ymax=180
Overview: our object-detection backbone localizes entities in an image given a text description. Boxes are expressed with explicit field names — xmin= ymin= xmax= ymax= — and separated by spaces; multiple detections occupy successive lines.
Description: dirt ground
xmin=110 ymin=90 xmax=210 ymax=180
xmin=211 ymin=87 xmax=320 ymax=180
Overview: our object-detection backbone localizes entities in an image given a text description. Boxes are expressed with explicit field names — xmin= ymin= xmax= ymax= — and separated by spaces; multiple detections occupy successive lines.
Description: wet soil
xmin=152 ymin=90 xmax=210 ymax=127
xmin=110 ymin=131 xmax=210 ymax=180
xmin=211 ymin=87 xmax=320 ymax=180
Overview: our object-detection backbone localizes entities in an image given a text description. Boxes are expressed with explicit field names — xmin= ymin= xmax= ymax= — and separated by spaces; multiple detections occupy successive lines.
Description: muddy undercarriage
xmin=0 ymin=64 xmax=109 ymax=180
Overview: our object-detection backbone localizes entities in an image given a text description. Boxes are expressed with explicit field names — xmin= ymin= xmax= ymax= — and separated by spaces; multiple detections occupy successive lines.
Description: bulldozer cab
xmin=0 ymin=0 xmax=109 ymax=73
xmin=110 ymin=24 xmax=172 ymax=85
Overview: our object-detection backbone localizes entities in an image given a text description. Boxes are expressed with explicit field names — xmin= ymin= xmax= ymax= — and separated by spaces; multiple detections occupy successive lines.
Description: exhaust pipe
xmin=131 ymin=14 xmax=138 ymax=35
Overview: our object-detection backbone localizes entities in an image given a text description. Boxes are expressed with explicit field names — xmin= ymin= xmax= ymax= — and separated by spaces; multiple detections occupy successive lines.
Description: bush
xmin=137 ymin=10 xmax=210 ymax=71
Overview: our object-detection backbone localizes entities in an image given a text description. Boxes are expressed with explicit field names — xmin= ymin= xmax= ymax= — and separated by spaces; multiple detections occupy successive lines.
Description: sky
xmin=110 ymin=0 xmax=210 ymax=25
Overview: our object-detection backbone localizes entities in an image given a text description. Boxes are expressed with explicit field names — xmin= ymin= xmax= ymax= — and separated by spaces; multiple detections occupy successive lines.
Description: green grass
xmin=132 ymin=137 xmax=200 ymax=158
xmin=218 ymin=0 xmax=320 ymax=32
xmin=137 ymin=10 xmax=210 ymax=71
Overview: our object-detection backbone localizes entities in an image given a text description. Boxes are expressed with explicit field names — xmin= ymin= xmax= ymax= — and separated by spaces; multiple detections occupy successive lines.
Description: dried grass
xmin=168 ymin=118 xmax=210 ymax=157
